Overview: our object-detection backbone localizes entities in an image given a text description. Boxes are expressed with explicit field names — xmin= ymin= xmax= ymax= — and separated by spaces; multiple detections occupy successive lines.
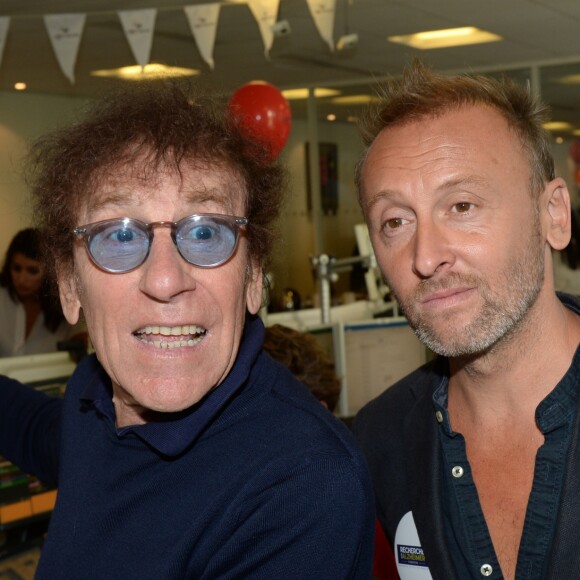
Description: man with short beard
xmin=354 ymin=61 xmax=580 ymax=580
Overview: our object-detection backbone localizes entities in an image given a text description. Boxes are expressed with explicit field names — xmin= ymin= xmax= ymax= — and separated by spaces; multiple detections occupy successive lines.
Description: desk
xmin=0 ymin=460 xmax=56 ymax=560
xmin=0 ymin=490 xmax=56 ymax=526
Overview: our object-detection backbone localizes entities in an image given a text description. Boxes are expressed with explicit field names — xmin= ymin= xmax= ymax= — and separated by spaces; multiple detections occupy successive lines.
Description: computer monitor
xmin=333 ymin=318 xmax=427 ymax=416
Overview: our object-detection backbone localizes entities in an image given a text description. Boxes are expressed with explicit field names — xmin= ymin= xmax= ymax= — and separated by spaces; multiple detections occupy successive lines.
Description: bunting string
xmin=0 ymin=1 xmax=339 ymax=85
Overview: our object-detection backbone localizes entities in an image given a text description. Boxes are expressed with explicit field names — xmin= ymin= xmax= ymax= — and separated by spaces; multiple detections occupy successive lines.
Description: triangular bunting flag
xmin=247 ymin=0 xmax=280 ymax=58
xmin=183 ymin=4 xmax=220 ymax=70
xmin=118 ymin=9 xmax=157 ymax=69
xmin=43 ymin=13 xmax=86 ymax=84
xmin=305 ymin=0 xmax=336 ymax=52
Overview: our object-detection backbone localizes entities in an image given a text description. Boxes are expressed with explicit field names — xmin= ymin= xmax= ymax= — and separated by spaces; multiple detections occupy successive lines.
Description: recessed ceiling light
xmin=14 ymin=82 xmax=27 ymax=91
xmin=558 ymin=74 xmax=580 ymax=85
xmin=543 ymin=121 xmax=573 ymax=131
xmin=330 ymin=94 xmax=380 ymax=106
xmin=388 ymin=26 xmax=501 ymax=50
xmin=282 ymin=88 xmax=341 ymax=100
xmin=91 ymin=63 xmax=199 ymax=80
xmin=326 ymin=114 xmax=337 ymax=121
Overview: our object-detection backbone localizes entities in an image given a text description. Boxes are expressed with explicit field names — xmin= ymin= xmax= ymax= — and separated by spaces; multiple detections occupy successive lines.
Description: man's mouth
xmin=420 ymin=287 xmax=473 ymax=305
xmin=415 ymin=273 xmax=480 ymax=306
xmin=133 ymin=325 xmax=207 ymax=349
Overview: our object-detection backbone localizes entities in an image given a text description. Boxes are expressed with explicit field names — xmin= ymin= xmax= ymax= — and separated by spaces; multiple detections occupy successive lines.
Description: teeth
xmin=151 ymin=338 xmax=204 ymax=349
xmin=138 ymin=325 xmax=205 ymax=336
xmin=134 ymin=324 xmax=207 ymax=349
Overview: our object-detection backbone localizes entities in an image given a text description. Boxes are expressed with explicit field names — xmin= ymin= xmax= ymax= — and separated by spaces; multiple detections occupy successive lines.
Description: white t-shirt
xmin=0 ymin=287 xmax=80 ymax=357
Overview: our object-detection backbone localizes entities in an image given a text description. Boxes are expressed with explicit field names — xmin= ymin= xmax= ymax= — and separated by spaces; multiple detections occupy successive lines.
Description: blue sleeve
xmin=0 ymin=374 xmax=61 ymax=485
xmin=201 ymin=455 xmax=375 ymax=579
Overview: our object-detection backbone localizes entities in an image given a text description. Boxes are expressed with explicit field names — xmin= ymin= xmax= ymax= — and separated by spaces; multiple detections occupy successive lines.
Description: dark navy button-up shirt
xmin=433 ymin=343 xmax=580 ymax=580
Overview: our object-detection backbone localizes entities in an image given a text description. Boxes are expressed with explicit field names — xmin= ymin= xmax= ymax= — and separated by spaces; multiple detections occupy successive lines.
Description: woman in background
xmin=0 ymin=228 xmax=81 ymax=357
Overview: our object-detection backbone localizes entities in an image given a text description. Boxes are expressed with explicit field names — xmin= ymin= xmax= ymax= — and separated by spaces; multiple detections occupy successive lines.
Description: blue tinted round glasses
xmin=73 ymin=213 xmax=248 ymax=273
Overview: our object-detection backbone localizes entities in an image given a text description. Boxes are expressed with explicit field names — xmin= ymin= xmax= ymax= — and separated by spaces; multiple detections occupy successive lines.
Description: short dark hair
xmin=0 ymin=228 xmax=64 ymax=332
xmin=26 ymin=81 xmax=287 ymax=282
xmin=356 ymin=60 xmax=555 ymax=199
xmin=263 ymin=324 xmax=341 ymax=412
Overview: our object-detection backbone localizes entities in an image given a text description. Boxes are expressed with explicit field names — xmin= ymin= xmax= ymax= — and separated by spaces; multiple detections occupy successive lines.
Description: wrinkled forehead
xmin=78 ymin=154 xmax=249 ymax=220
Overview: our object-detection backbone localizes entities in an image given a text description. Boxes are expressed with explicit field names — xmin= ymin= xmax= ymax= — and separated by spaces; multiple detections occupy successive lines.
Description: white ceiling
xmin=4 ymin=0 xmax=580 ymax=127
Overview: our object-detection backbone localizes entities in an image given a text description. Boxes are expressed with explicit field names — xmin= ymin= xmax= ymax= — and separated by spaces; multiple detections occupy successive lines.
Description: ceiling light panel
xmin=388 ymin=27 xmax=502 ymax=50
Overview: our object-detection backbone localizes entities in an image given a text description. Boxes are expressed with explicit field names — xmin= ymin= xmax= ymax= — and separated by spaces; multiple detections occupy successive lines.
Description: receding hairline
xmin=357 ymin=99 xmax=550 ymax=202
xmin=355 ymin=59 xmax=557 ymax=206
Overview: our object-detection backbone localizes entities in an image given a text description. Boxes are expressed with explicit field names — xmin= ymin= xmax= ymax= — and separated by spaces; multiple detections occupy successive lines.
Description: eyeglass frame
xmin=73 ymin=213 xmax=248 ymax=274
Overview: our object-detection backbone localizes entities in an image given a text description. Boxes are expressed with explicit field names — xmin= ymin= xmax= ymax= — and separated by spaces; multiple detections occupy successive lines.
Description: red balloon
xmin=228 ymin=82 xmax=292 ymax=159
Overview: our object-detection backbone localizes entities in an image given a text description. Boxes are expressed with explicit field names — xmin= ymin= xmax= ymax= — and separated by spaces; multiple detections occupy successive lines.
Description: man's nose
xmin=138 ymin=231 xmax=196 ymax=301
xmin=412 ymin=219 xmax=455 ymax=279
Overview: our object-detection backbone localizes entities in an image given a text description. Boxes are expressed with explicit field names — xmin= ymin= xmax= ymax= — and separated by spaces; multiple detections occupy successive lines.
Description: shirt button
xmin=452 ymin=466 xmax=464 ymax=478
xmin=480 ymin=563 xmax=493 ymax=576
xmin=435 ymin=411 xmax=443 ymax=423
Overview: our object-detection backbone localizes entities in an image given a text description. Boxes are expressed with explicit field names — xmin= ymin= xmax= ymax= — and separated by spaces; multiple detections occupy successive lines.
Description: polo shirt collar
xmin=80 ymin=314 xmax=265 ymax=457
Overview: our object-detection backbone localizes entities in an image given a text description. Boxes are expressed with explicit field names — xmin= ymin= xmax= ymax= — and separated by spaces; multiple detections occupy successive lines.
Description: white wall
xmin=0 ymin=91 xmax=90 ymax=254
xmin=0 ymin=123 xmax=28 ymax=251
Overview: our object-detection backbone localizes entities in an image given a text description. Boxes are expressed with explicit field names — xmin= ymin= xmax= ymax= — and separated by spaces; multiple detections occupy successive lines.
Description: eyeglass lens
xmin=79 ymin=214 xmax=245 ymax=273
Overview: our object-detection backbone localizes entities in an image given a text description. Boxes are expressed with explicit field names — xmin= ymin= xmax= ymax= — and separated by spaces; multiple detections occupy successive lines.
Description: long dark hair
xmin=0 ymin=228 xmax=65 ymax=332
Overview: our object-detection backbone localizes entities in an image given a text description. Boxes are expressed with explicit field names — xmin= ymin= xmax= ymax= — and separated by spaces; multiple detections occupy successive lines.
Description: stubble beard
xmin=391 ymin=221 xmax=545 ymax=358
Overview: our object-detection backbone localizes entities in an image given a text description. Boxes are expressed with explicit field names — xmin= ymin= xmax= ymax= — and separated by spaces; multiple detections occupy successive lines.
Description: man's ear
xmin=58 ymin=268 xmax=82 ymax=325
xmin=245 ymin=261 xmax=263 ymax=316
xmin=544 ymin=177 xmax=572 ymax=251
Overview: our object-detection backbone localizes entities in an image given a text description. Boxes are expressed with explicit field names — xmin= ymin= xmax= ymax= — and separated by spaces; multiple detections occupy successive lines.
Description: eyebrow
xmin=85 ymin=186 xmax=241 ymax=215
xmin=86 ymin=192 xmax=133 ymax=214
xmin=364 ymin=173 xmax=490 ymax=211
xmin=436 ymin=174 xmax=490 ymax=191
xmin=180 ymin=187 xmax=239 ymax=209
